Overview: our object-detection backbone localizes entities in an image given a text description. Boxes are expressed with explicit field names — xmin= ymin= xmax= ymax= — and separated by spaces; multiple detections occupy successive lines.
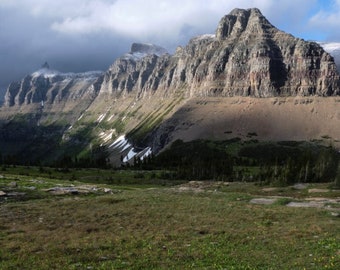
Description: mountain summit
xmin=42 ymin=62 xmax=50 ymax=69
xmin=120 ymin=43 xmax=168 ymax=61
xmin=0 ymin=8 xmax=339 ymax=165
xmin=216 ymin=8 xmax=274 ymax=39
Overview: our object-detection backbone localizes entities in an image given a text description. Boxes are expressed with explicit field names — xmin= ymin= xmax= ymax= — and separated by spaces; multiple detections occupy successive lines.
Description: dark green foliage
xmin=147 ymin=139 xmax=339 ymax=185
xmin=243 ymin=144 xmax=339 ymax=185
xmin=151 ymin=139 xmax=233 ymax=180
xmin=54 ymin=152 xmax=109 ymax=169
xmin=238 ymin=143 xmax=304 ymax=164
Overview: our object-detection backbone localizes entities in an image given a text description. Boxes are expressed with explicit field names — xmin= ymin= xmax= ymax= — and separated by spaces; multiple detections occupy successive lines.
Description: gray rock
xmin=293 ymin=183 xmax=309 ymax=190
xmin=250 ymin=198 xmax=277 ymax=205
xmin=287 ymin=201 xmax=324 ymax=208
xmin=8 ymin=181 xmax=17 ymax=188
xmin=45 ymin=187 xmax=79 ymax=195
xmin=25 ymin=186 xmax=37 ymax=190
xmin=103 ymin=188 xmax=112 ymax=193
xmin=0 ymin=191 xmax=6 ymax=196
xmin=7 ymin=192 xmax=26 ymax=197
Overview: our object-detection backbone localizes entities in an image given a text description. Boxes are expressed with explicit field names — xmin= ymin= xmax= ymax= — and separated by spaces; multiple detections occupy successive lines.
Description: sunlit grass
xmin=0 ymin=171 xmax=339 ymax=269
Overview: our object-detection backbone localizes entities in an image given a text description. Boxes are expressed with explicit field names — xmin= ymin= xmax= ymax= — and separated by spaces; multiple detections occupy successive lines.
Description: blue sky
xmin=1 ymin=0 xmax=340 ymax=96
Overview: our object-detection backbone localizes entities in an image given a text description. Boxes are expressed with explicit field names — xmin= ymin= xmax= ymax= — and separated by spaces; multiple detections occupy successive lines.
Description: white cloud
xmin=308 ymin=0 xmax=340 ymax=40
xmin=42 ymin=0 xmax=316 ymax=47
xmin=3 ymin=0 xmax=316 ymax=39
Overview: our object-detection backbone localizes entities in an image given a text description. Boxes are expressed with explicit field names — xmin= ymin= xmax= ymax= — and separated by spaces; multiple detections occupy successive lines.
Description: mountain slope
xmin=148 ymin=96 xmax=340 ymax=153
xmin=0 ymin=8 xmax=339 ymax=166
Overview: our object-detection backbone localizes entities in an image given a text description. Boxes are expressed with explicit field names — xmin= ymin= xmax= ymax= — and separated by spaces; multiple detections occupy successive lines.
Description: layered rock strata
xmin=99 ymin=8 xmax=339 ymax=99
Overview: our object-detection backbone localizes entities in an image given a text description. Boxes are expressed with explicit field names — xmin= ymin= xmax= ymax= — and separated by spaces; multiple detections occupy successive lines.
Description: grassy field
xmin=0 ymin=167 xmax=339 ymax=269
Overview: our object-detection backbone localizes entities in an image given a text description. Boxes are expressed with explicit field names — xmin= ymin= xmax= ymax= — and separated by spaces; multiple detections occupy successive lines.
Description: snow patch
xmin=109 ymin=134 xmax=152 ymax=163
xmin=97 ymin=113 xmax=106 ymax=123
xmin=193 ymin=34 xmax=216 ymax=41
xmin=103 ymin=132 xmax=113 ymax=143
xmin=109 ymin=135 xmax=127 ymax=149
xmin=99 ymin=130 xmax=115 ymax=146
xmin=32 ymin=68 xmax=60 ymax=78
xmin=108 ymin=114 xmax=115 ymax=121
xmin=31 ymin=68 xmax=103 ymax=80
xmin=123 ymin=148 xmax=138 ymax=163
xmin=120 ymin=143 xmax=131 ymax=153
xmin=139 ymin=147 xmax=152 ymax=160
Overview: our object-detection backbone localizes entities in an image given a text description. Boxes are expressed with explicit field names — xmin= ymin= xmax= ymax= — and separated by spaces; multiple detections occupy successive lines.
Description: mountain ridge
xmin=0 ymin=8 xmax=339 ymax=166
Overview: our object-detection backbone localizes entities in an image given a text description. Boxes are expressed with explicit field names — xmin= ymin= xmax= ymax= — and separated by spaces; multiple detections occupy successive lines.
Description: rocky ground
xmin=173 ymin=181 xmax=340 ymax=217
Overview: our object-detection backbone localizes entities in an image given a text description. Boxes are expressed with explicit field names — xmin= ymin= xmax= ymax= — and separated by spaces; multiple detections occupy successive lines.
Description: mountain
xmin=320 ymin=42 xmax=340 ymax=71
xmin=94 ymin=8 xmax=340 ymax=99
xmin=4 ymin=65 xmax=103 ymax=107
xmin=0 ymin=8 xmax=339 ymax=166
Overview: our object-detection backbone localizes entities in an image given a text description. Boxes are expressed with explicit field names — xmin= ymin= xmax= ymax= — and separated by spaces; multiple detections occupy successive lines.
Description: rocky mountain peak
xmin=120 ymin=43 xmax=169 ymax=61
xmin=130 ymin=43 xmax=168 ymax=56
xmin=216 ymin=8 xmax=274 ymax=39
xmin=42 ymin=62 xmax=50 ymax=69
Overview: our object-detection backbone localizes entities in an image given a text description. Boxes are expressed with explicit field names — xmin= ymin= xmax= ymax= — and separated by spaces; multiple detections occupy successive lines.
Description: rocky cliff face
xmin=99 ymin=8 xmax=339 ymax=98
xmin=4 ymin=66 xmax=103 ymax=108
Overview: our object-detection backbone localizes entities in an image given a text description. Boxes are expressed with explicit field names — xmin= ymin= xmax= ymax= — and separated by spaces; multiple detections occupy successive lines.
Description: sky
xmin=1 ymin=0 xmax=340 ymax=99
